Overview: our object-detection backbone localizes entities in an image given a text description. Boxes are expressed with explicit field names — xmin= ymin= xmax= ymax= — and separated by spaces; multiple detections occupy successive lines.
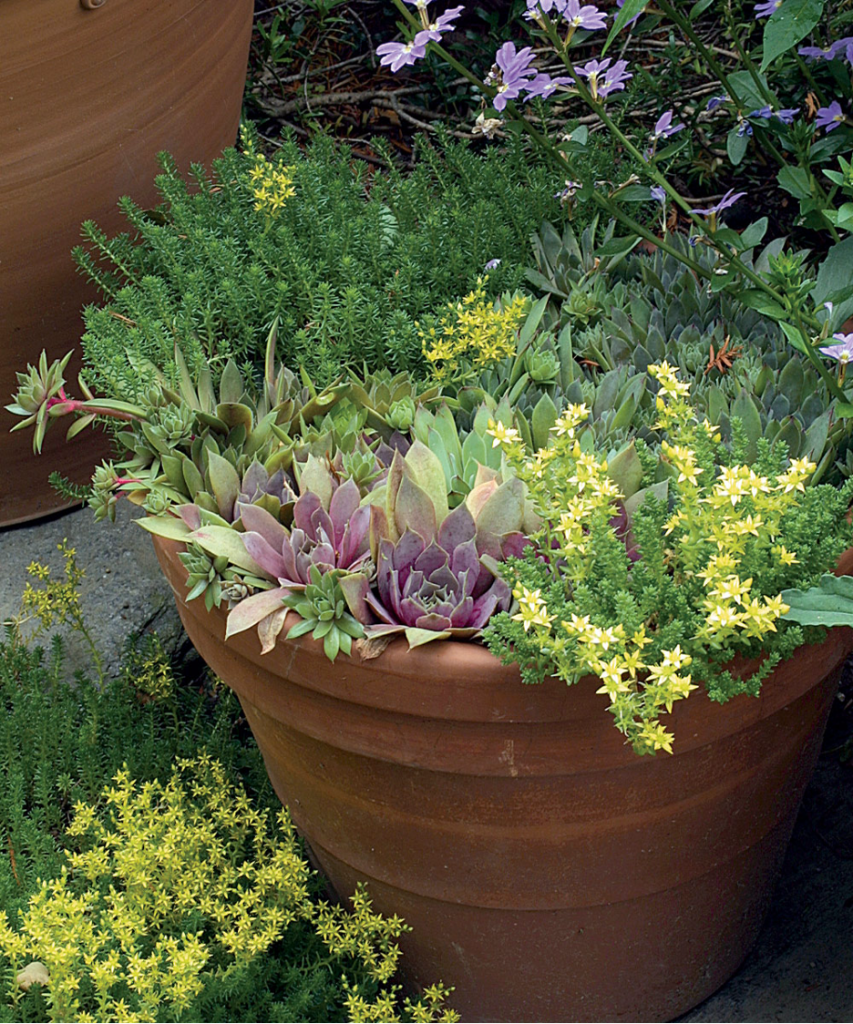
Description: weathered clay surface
xmin=153 ymin=532 xmax=853 ymax=1023
xmin=0 ymin=0 xmax=253 ymax=525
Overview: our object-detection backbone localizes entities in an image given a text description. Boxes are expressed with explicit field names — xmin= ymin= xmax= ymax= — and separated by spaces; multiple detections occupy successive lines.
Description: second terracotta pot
xmin=0 ymin=0 xmax=254 ymax=526
xmin=153 ymin=533 xmax=852 ymax=1022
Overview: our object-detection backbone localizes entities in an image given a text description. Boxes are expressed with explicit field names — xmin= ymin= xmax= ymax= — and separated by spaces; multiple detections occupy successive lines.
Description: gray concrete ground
xmin=1 ymin=502 xmax=852 ymax=1023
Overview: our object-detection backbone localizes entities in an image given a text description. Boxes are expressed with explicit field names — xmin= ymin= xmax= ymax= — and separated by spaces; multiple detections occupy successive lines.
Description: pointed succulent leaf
xmin=188 ymin=526 xmax=265 ymax=576
xmin=403 ymin=440 xmax=449 ymax=526
xmin=216 ymin=403 xmax=254 ymax=434
xmin=339 ymin=572 xmax=374 ymax=625
xmin=297 ymin=454 xmax=334 ymax=509
xmin=394 ymin=476 xmax=437 ymax=542
xmin=206 ymin=451 xmax=241 ymax=521
xmin=173 ymin=345 xmax=200 ymax=409
xmin=136 ymin=516 xmax=192 ymax=541
xmin=437 ymin=503 xmax=477 ymax=552
xmin=607 ymin=442 xmax=643 ymax=500
xmin=472 ymin=477 xmax=525 ymax=537
xmin=224 ymin=589 xmax=290 ymax=634
xmin=218 ymin=359 xmax=245 ymax=405
xmin=731 ymin=389 xmax=763 ymax=463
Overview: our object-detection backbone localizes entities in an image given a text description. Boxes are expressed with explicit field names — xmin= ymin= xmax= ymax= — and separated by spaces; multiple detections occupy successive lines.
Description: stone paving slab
xmin=1 ymin=503 xmax=852 ymax=1023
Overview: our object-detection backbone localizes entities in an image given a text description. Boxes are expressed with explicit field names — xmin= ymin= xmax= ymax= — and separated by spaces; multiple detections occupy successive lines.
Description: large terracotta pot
xmin=0 ymin=0 xmax=254 ymax=526
xmin=153 ymin=533 xmax=853 ymax=1022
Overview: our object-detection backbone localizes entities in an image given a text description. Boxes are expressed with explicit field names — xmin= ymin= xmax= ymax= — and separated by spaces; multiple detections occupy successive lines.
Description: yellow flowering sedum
xmin=0 ymin=757 xmax=458 ymax=1023
xmin=483 ymin=363 xmax=830 ymax=756
xmin=421 ymin=282 xmax=528 ymax=382
xmin=247 ymin=155 xmax=296 ymax=215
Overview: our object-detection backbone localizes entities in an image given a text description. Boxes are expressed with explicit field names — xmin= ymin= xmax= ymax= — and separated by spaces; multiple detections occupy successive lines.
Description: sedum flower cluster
xmin=0 ymin=756 xmax=458 ymax=1023
xmin=485 ymin=363 xmax=853 ymax=755
xmin=420 ymin=281 xmax=529 ymax=383
xmin=241 ymin=128 xmax=296 ymax=216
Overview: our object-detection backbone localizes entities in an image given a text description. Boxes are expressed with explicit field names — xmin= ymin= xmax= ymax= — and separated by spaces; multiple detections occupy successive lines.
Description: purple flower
xmin=525 ymin=0 xmax=562 ymax=15
xmin=693 ymin=189 xmax=747 ymax=216
xmin=707 ymin=94 xmax=728 ymax=111
xmin=484 ymin=258 xmax=501 ymax=270
xmin=775 ymin=107 xmax=798 ymax=124
xmin=737 ymin=117 xmax=753 ymax=138
xmin=746 ymin=104 xmax=798 ymax=126
xmin=577 ymin=57 xmax=632 ymax=100
xmin=377 ymin=39 xmax=428 ymax=72
xmin=816 ymin=101 xmax=846 ymax=132
xmin=414 ymin=5 xmax=464 ymax=42
xmin=799 ymin=42 xmax=838 ymax=62
xmin=652 ymin=110 xmax=684 ymax=140
xmin=832 ymin=37 xmax=853 ymax=64
xmin=754 ymin=0 xmax=782 ymax=17
xmin=525 ymin=72 xmax=572 ymax=101
xmin=650 ymin=185 xmax=667 ymax=203
xmin=556 ymin=180 xmax=582 ymax=202
xmin=487 ymin=42 xmax=537 ymax=111
xmin=800 ymin=38 xmax=853 ymax=63
xmin=819 ymin=333 xmax=853 ymax=363
xmin=564 ymin=1 xmax=607 ymax=30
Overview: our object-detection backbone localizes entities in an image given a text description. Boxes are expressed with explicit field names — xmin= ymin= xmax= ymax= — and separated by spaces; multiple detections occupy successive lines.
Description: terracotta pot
xmin=0 ymin=0 xmax=253 ymax=527
xmin=153 ymin=533 xmax=853 ymax=1022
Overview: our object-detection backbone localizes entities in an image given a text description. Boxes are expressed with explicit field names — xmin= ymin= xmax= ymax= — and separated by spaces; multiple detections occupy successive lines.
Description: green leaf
xmin=187 ymin=525 xmax=265 ymax=576
xmin=286 ymin=617 xmax=316 ymax=640
xmin=727 ymin=127 xmax=749 ymax=167
xmin=206 ymin=450 xmax=241 ymax=520
xmin=739 ymin=289 xmax=787 ymax=319
xmin=781 ymin=574 xmax=853 ymax=626
xmin=835 ymin=402 xmax=853 ymax=418
xmin=761 ymin=0 xmax=825 ymax=70
xmin=602 ymin=0 xmax=646 ymax=53
xmin=777 ymin=165 xmax=812 ymax=199
xmin=826 ymin=202 xmax=853 ymax=231
xmin=531 ymin=393 xmax=558 ymax=450
xmin=618 ymin=185 xmax=655 ymax=202
xmin=814 ymin=237 xmax=853 ymax=306
xmin=136 ymin=516 xmax=192 ymax=542
xmin=607 ymin=442 xmax=643 ymax=499
xmin=739 ymin=217 xmax=769 ymax=248
xmin=595 ymin=235 xmax=640 ymax=260
xmin=731 ymin=389 xmax=763 ymax=463
xmin=779 ymin=321 xmax=809 ymax=354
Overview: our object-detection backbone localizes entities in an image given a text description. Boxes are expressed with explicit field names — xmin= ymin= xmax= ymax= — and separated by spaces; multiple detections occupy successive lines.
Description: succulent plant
xmin=281 ymin=566 xmax=365 ymax=662
xmin=242 ymin=477 xmax=372 ymax=589
xmin=410 ymin=400 xmax=515 ymax=507
xmin=8 ymin=324 xmax=351 ymax=517
xmin=217 ymin=461 xmax=375 ymax=652
xmin=335 ymin=441 xmax=529 ymax=648
xmin=340 ymin=502 xmax=513 ymax=648
xmin=520 ymin=227 xmax=853 ymax=483
xmin=526 ymin=217 xmax=635 ymax=328
xmin=345 ymin=368 xmax=441 ymax=439
xmin=179 ymin=542 xmax=269 ymax=612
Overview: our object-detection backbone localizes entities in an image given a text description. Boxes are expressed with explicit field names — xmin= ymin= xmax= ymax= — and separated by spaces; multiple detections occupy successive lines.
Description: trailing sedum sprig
xmin=484 ymin=363 xmax=853 ymax=755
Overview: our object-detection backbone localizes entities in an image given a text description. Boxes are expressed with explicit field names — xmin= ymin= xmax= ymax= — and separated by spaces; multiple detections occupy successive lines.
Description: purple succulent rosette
xmin=340 ymin=502 xmax=515 ymax=648
xmin=337 ymin=442 xmax=531 ymax=649
xmin=224 ymin=477 xmax=372 ymax=652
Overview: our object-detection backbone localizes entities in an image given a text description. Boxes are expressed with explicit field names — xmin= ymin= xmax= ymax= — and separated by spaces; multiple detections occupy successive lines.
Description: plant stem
xmin=793 ymin=51 xmax=828 ymax=108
